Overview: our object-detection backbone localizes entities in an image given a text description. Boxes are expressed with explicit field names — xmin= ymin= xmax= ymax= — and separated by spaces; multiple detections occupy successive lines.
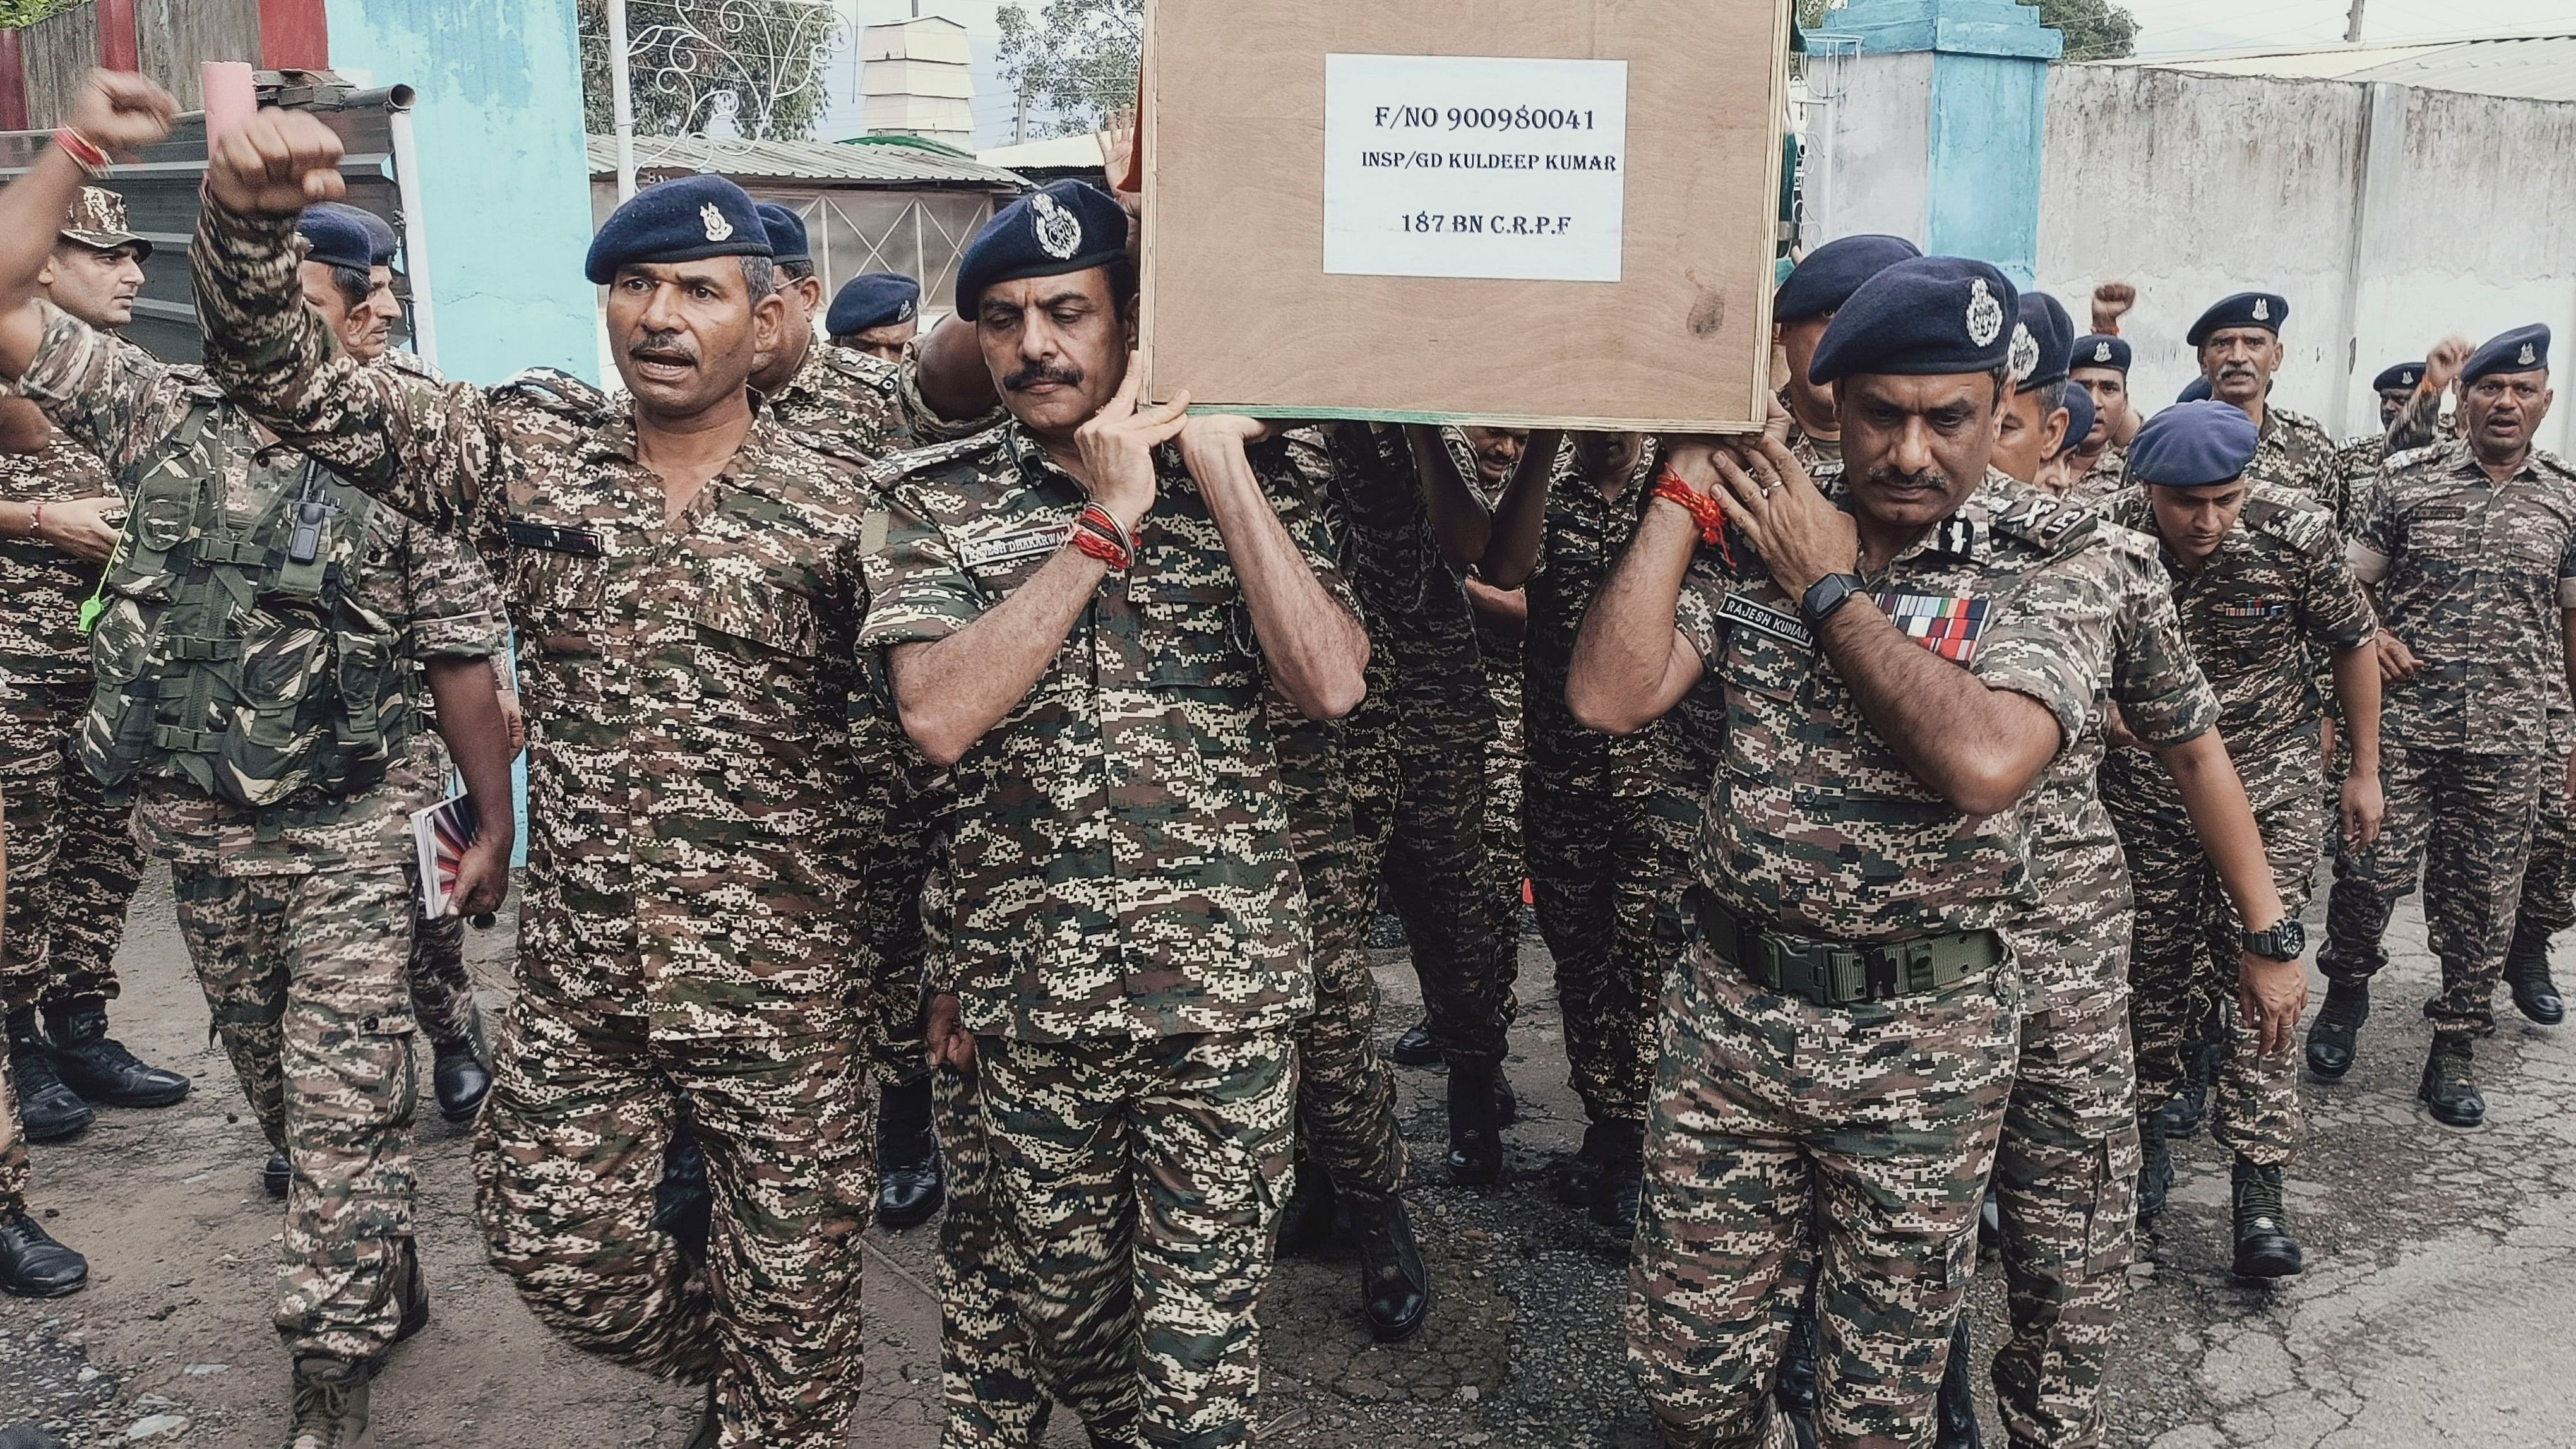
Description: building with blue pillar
xmin=1811 ymin=0 xmax=2061 ymax=284
xmin=324 ymin=0 xmax=599 ymax=385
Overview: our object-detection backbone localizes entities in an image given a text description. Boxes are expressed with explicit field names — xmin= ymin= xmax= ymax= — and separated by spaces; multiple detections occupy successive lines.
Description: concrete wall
xmin=325 ymin=0 xmax=600 ymax=385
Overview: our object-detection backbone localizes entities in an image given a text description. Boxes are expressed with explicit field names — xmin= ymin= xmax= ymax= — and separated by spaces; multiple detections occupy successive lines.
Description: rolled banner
xmin=202 ymin=61 xmax=257 ymax=151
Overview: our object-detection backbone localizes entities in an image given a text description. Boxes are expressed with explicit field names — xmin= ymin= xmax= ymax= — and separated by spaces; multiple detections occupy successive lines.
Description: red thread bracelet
xmin=1653 ymin=469 xmax=1726 ymax=543
xmin=54 ymin=129 xmax=109 ymax=179
xmin=1070 ymin=528 xmax=1128 ymax=570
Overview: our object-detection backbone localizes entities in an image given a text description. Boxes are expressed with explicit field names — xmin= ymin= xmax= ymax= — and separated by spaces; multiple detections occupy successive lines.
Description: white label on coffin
xmin=1322 ymin=53 xmax=1630 ymax=283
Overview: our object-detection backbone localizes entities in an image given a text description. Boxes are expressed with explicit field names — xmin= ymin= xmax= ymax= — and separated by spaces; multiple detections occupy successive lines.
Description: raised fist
xmin=205 ymin=108 xmax=347 ymax=218
xmin=2090 ymin=282 xmax=2137 ymax=334
xmin=66 ymin=69 xmax=177 ymax=155
xmin=2423 ymin=335 xmax=2474 ymax=395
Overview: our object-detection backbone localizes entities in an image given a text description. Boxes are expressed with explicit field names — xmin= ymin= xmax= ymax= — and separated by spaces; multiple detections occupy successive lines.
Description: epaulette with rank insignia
xmin=1984 ymin=485 xmax=2099 ymax=556
xmin=494 ymin=367 xmax=617 ymax=426
xmin=818 ymin=345 xmax=903 ymax=397
xmin=864 ymin=424 xmax=1010 ymax=493
xmin=2381 ymin=438 xmax=2457 ymax=474
xmin=2239 ymin=482 xmax=2336 ymax=558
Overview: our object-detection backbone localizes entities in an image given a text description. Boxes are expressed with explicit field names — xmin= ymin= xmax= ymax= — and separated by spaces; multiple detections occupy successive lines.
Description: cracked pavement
xmin=0 ymin=869 xmax=2567 ymax=1446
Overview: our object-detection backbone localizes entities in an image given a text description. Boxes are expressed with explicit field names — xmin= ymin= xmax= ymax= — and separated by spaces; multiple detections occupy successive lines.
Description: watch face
xmin=2251 ymin=919 xmax=2306 ymax=958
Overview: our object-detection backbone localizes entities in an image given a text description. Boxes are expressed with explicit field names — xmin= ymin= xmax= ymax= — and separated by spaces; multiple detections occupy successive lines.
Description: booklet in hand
xmin=410 ymin=791 xmax=481 ymax=921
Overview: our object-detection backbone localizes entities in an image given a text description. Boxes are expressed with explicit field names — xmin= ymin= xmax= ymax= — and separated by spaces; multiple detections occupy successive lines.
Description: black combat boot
xmin=1936 ymin=1315 xmax=1983 ymax=1447
xmin=1775 ymin=1306 xmax=1819 ymax=1448
xmin=1556 ymin=1126 xmax=1607 ymax=1209
xmin=2228 ymin=1158 xmax=2303 ymax=1279
xmin=1494 ymin=1068 xmax=1518 ymax=1128
xmin=1445 ymin=1060 xmax=1504 ymax=1186
xmin=2505 ymin=922 xmax=2566 ymax=1027
xmin=1275 ymin=1154 xmax=1342 ymax=1257
xmin=285 ymin=1354 xmax=369 ymax=1449
xmin=1390 ymin=1019 xmax=1440 ymax=1066
xmin=655 ymin=1125 xmax=715 ymax=1266
xmin=0 ymin=1208 xmax=88 ymax=1298
xmin=681 ymin=1386 xmax=719 ymax=1449
xmin=2417 ymin=1042 xmax=2485 ymax=1128
xmin=391 ymin=1236 xmax=431 ymax=1346
xmin=263 ymin=1150 xmax=292 ymax=1200
xmin=2160 ymin=1032 xmax=2219 ymax=1139
xmin=7 ymin=1011 xmax=90 ymax=1142
xmin=1347 ymin=1190 xmax=1431 ymax=1342
xmin=42 ymin=996 xmax=189 ymax=1109
xmin=874 ymin=1075 xmax=945 ymax=1230
xmin=1589 ymin=1119 xmax=1645 ymax=1236
xmin=2137 ymin=1114 xmax=2173 ymax=1222
xmin=428 ymin=1001 xmax=492 ymax=1126
xmin=2305 ymin=979 xmax=2369 ymax=1080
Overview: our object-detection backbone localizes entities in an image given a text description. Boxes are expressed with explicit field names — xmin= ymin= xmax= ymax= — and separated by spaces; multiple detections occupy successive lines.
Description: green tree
xmin=1796 ymin=0 xmax=2137 ymax=62
xmin=0 ymin=1 xmax=81 ymax=28
xmin=578 ymin=0 xmax=840 ymax=141
xmin=994 ymin=0 xmax=1142 ymax=140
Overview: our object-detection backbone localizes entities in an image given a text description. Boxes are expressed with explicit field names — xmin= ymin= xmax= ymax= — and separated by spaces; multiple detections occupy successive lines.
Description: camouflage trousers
xmin=0 ymin=677 xmax=144 ymax=1013
xmin=1290 ymin=711 xmax=1405 ymax=1201
xmin=864 ymin=754 xmax=947 ymax=1088
xmin=976 ymin=1030 xmax=1296 ymax=1449
xmin=0 ymin=1042 xmax=23 ymax=1217
xmin=1628 ymin=938 xmax=2018 ymax=1448
xmin=1484 ymin=648 xmax=1527 ymax=903
xmin=2115 ymin=770 xmax=2318 ymax=1167
xmin=2320 ymin=742 xmax=2548 ymax=1047
xmin=1524 ymin=723 xmax=1694 ymax=1126
xmin=2513 ymin=737 xmax=2576 ymax=939
xmin=173 ymin=860 xmax=420 ymax=1361
xmin=1361 ymin=700 xmax=1516 ymax=1067
xmin=405 ymin=913 xmax=475 ymax=1047
xmin=1991 ymin=873 xmax=2138 ymax=1449
xmin=474 ymin=984 xmax=874 ymax=1449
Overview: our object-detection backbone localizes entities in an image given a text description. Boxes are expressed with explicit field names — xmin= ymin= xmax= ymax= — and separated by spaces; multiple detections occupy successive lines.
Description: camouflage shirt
xmin=0 ymin=430 xmax=114 ymax=684
xmin=860 ymin=423 xmax=1356 ymax=1042
xmin=1672 ymin=472 xmax=2202 ymax=942
xmin=188 ymin=203 xmax=876 ymax=1036
xmin=760 ymin=337 xmax=1003 ymax=466
xmin=2067 ymin=441 xmax=2126 ymax=504
xmin=2101 ymin=482 xmax=2372 ymax=766
xmin=2247 ymin=404 xmax=2361 ymax=539
xmin=2353 ymin=439 xmax=2576 ymax=756
xmin=1312 ymin=422 xmax=1490 ymax=727
xmin=17 ymin=301 xmax=501 ymax=876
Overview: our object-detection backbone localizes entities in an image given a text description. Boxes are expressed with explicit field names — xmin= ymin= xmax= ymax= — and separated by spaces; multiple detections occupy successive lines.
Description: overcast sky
xmin=832 ymin=0 xmax=2576 ymax=148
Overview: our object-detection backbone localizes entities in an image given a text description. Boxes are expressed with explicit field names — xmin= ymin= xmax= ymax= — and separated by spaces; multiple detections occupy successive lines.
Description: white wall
xmin=2033 ymin=64 xmax=2576 ymax=454
xmin=1806 ymin=52 xmax=1934 ymax=247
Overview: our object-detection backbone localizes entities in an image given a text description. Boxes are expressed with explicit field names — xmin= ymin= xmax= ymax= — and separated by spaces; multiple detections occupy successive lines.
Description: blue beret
xmin=584 ymin=175 xmax=772 ymax=286
xmin=828 ymin=272 xmax=921 ymax=338
xmin=2188 ymin=292 xmax=2288 ymax=347
xmin=1774 ymin=234 xmax=1921 ymax=325
xmin=2371 ymin=361 xmax=2423 ymax=393
xmin=2130 ymin=401 xmax=2259 ymax=487
xmin=2464 ymin=325 xmax=2550 ymax=383
xmin=2178 ymin=375 xmax=2214 ymax=404
xmin=755 ymin=203 xmax=810 ymax=266
xmin=2011 ymin=290 xmax=2075 ymax=392
xmin=956 ymin=180 xmax=1129 ymax=314
xmin=295 ymin=205 xmax=375 ymax=274
xmin=1809 ymin=256 xmax=2018 ymax=386
xmin=2052 ymin=387 xmax=2096 ymax=460
xmin=2073 ymin=333 xmax=2130 ymax=373
xmin=307 ymin=203 xmax=398 ymax=268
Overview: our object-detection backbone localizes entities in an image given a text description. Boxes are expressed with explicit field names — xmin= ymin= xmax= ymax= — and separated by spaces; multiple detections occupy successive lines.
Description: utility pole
xmin=609 ymin=0 xmax=637 ymax=201
xmin=2346 ymin=0 xmax=2366 ymax=44
xmin=1014 ymin=90 xmax=1027 ymax=144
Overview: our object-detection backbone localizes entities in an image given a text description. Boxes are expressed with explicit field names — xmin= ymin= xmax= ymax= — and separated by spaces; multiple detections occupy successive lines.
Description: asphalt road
xmin=1 ymin=868 xmax=2568 ymax=1447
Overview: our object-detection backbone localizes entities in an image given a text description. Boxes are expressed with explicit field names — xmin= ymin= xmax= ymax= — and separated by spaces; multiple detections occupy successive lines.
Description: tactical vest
xmin=79 ymin=400 xmax=412 ymax=813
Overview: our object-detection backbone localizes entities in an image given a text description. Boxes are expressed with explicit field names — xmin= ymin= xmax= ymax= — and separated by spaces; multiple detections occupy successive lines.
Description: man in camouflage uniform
xmin=2100 ymin=401 xmax=2382 ymax=1283
xmin=2188 ymin=292 xmax=2361 ymax=537
xmin=0 ymin=182 xmax=191 ymax=1145
xmin=1772 ymin=235 xmax=1921 ymax=481
xmin=194 ymin=116 xmax=883 ymax=1449
xmin=1578 ymin=258 xmax=2296 ymax=1448
xmin=864 ymin=181 xmax=1369 ymax=1447
xmin=2315 ymin=325 xmax=2576 ymax=1128
xmin=2066 ymin=333 xmax=2133 ymax=502
xmin=0 ymin=73 xmax=520 ymax=1446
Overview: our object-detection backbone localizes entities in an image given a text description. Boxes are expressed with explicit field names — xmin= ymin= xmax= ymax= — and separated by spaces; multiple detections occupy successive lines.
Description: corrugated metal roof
xmin=587 ymin=133 xmax=1027 ymax=188
xmin=2097 ymin=33 xmax=2576 ymax=104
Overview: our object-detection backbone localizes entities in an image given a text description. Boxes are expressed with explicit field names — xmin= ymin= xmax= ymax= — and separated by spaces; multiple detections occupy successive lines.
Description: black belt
xmin=1693 ymin=892 xmax=2000 ymax=1008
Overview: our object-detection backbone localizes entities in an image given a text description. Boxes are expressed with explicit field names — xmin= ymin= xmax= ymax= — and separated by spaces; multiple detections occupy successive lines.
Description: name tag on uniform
xmin=504 ymin=520 xmax=604 ymax=557
xmin=961 ymin=523 xmax=1071 ymax=570
xmin=2212 ymin=597 xmax=2288 ymax=619
xmin=1876 ymin=591 xmax=1990 ymax=665
xmin=1718 ymin=593 xmax=1813 ymax=649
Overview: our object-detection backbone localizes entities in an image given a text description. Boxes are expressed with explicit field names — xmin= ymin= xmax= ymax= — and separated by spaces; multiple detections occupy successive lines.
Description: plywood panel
xmin=1140 ymin=0 xmax=1792 ymax=433
xmin=138 ymin=0 xmax=263 ymax=112
xmin=20 ymin=6 xmax=100 ymax=132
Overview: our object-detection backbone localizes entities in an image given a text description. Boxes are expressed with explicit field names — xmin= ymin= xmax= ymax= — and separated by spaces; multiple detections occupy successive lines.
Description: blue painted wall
xmin=324 ymin=0 xmax=598 ymax=385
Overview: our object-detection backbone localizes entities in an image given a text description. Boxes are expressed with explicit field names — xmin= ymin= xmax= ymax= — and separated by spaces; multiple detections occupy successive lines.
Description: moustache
xmin=1857 ymin=465 xmax=1951 ymax=494
xmin=628 ymin=330 xmax=697 ymax=366
xmin=1004 ymin=362 xmax=1083 ymax=391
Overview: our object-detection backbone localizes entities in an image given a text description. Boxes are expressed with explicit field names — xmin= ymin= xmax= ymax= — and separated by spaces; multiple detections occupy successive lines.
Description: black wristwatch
xmin=1801 ymin=572 xmax=1869 ymax=629
xmin=2241 ymin=918 xmax=2306 ymax=962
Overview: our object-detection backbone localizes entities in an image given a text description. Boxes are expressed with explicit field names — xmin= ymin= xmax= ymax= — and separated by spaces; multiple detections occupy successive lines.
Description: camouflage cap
xmin=61 ymin=186 xmax=150 ymax=260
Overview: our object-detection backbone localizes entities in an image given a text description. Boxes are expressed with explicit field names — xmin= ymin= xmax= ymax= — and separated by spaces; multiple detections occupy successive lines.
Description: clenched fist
xmin=205 ymin=108 xmax=347 ymax=217
xmin=66 ymin=69 xmax=177 ymax=155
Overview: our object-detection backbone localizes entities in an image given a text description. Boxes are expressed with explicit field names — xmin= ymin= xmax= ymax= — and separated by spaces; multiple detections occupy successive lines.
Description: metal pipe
xmin=609 ymin=0 xmax=637 ymax=201
xmin=386 ymin=104 xmax=439 ymax=369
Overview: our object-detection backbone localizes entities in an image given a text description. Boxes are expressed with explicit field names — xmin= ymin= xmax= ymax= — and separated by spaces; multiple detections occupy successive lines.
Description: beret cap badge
xmin=1032 ymin=193 xmax=1083 ymax=261
xmin=2523 ymin=343 xmax=2540 ymax=366
xmin=2008 ymin=323 xmax=2041 ymax=383
xmin=701 ymin=203 xmax=734 ymax=243
xmin=2251 ymin=297 xmax=2269 ymax=321
xmin=2094 ymin=342 xmax=2113 ymax=363
xmin=1965 ymin=279 xmax=2003 ymax=349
